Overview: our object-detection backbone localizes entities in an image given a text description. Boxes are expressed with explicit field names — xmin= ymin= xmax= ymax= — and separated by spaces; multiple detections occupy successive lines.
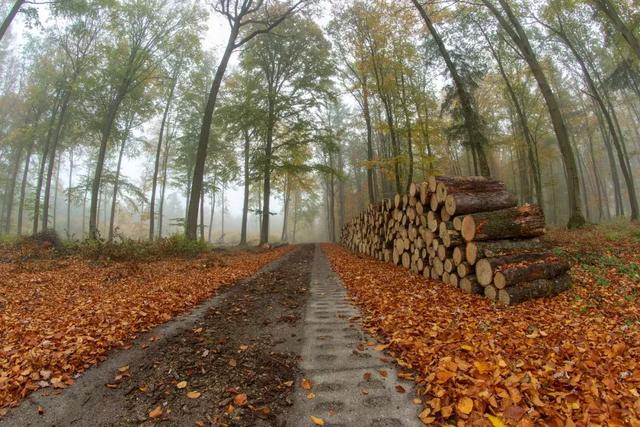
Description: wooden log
xmin=460 ymin=276 xmax=483 ymax=294
xmin=452 ymin=246 xmax=463 ymax=265
xmin=402 ymin=251 xmax=411 ymax=269
xmin=444 ymin=190 xmax=517 ymax=216
xmin=465 ymin=239 xmax=543 ymax=265
xmin=484 ymin=285 xmax=498 ymax=301
xmin=498 ymin=273 xmax=571 ymax=306
xmin=433 ymin=258 xmax=444 ymax=276
xmin=430 ymin=176 xmax=507 ymax=195
xmin=461 ymin=205 xmax=545 ymax=242
xmin=457 ymin=262 xmax=472 ymax=278
xmin=419 ymin=182 xmax=429 ymax=205
xmin=444 ymin=259 xmax=454 ymax=273
xmin=452 ymin=216 xmax=463 ymax=231
xmin=409 ymin=182 xmax=418 ymax=198
xmin=476 ymin=252 xmax=550 ymax=286
xmin=494 ymin=255 xmax=570 ymax=289
xmin=449 ymin=273 xmax=459 ymax=287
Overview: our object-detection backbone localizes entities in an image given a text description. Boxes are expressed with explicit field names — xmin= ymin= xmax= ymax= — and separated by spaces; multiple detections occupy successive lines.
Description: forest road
xmin=1 ymin=244 xmax=419 ymax=427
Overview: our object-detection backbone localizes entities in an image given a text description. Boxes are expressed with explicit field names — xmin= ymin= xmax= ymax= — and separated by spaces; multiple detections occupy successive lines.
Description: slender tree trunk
xmin=17 ymin=137 xmax=35 ymax=236
xmin=4 ymin=144 xmax=23 ymax=233
xmin=400 ymin=72 xmax=414 ymax=191
xmin=260 ymin=99 xmax=275 ymax=245
xmin=362 ymin=78 xmax=376 ymax=204
xmin=0 ymin=0 xmax=25 ymax=42
xmin=240 ymin=128 xmax=250 ymax=245
xmin=66 ymin=149 xmax=73 ymax=239
xmin=281 ymin=175 xmax=290 ymax=242
xmin=108 ymin=137 xmax=127 ymax=241
xmin=158 ymin=138 xmax=171 ymax=239
xmin=52 ymin=154 xmax=60 ymax=231
xmin=554 ymin=25 xmax=639 ymax=219
xmin=220 ymin=186 xmax=225 ymax=242
xmin=42 ymin=91 xmax=70 ymax=231
xmin=593 ymin=0 xmax=640 ymax=62
xmin=292 ymin=193 xmax=298 ymax=243
xmin=186 ymin=24 xmax=239 ymax=240
xmin=594 ymin=103 xmax=624 ymax=215
xmin=82 ymin=188 xmax=87 ymax=237
xmin=208 ymin=190 xmax=215 ymax=243
xmin=149 ymin=74 xmax=178 ymax=240
xmin=482 ymin=29 xmax=542 ymax=203
xmin=412 ymin=0 xmax=491 ymax=177
xmin=482 ymin=0 xmax=585 ymax=227
xmin=199 ymin=187 xmax=205 ymax=242
xmin=33 ymin=94 xmax=62 ymax=234
xmin=89 ymin=86 xmax=126 ymax=239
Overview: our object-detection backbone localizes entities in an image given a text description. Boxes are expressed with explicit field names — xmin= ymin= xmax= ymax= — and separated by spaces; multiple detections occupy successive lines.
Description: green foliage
xmin=67 ymin=234 xmax=209 ymax=261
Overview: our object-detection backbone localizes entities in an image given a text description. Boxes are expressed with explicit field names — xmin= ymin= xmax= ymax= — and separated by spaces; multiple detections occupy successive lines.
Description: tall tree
xmin=412 ymin=0 xmax=491 ymax=177
xmin=185 ymin=0 xmax=306 ymax=240
xmin=481 ymin=0 xmax=585 ymax=228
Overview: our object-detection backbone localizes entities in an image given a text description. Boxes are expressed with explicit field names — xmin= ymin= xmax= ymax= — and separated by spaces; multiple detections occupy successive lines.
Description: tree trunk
xmin=186 ymin=24 xmax=239 ymax=240
xmin=483 ymin=29 xmax=542 ymax=203
xmin=208 ymin=190 xmax=215 ymax=243
xmin=400 ymin=71 xmax=414 ymax=191
xmin=555 ymin=26 xmax=639 ymax=219
xmin=281 ymin=175 xmax=290 ymax=242
xmin=17 ymin=137 xmax=35 ymax=236
xmin=158 ymin=136 xmax=171 ymax=239
xmin=260 ymin=96 xmax=275 ymax=245
xmin=52 ymin=153 xmax=60 ymax=231
xmin=4 ymin=144 xmax=23 ymax=233
xmin=412 ymin=0 xmax=491 ymax=177
xmin=108 ymin=131 xmax=128 ymax=242
xmin=33 ymin=93 xmax=61 ymax=234
xmin=362 ymin=77 xmax=376 ymax=204
xmin=240 ymin=129 xmax=251 ymax=245
xmin=593 ymin=0 xmax=640 ymax=62
xmin=199 ymin=187 xmax=205 ymax=242
xmin=89 ymin=84 xmax=126 ymax=240
xmin=66 ymin=149 xmax=74 ymax=239
xmin=482 ymin=0 xmax=585 ymax=228
xmin=0 ymin=0 xmax=25 ymax=42
xmin=149 ymin=73 xmax=178 ymax=240
xmin=42 ymin=91 xmax=70 ymax=231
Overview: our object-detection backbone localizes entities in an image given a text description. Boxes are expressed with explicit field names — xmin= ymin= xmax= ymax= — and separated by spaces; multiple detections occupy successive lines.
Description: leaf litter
xmin=322 ymin=224 xmax=640 ymax=425
xmin=0 ymin=246 xmax=291 ymax=410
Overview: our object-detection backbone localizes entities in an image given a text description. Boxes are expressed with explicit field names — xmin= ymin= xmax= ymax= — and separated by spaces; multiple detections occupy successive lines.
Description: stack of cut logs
xmin=341 ymin=176 xmax=571 ymax=306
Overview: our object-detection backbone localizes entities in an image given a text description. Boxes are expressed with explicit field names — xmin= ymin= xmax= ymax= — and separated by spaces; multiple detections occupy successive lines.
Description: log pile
xmin=340 ymin=176 xmax=571 ymax=306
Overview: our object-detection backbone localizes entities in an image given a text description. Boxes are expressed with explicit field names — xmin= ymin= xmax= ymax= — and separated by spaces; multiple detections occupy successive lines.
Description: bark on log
xmin=461 ymin=205 xmax=545 ymax=242
xmin=494 ymin=256 xmax=570 ymax=289
xmin=444 ymin=190 xmax=517 ymax=216
xmin=476 ymin=252 xmax=550 ymax=286
xmin=465 ymin=238 xmax=543 ymax=265
xmin=498 ymin=273 xmax=571 ymax=306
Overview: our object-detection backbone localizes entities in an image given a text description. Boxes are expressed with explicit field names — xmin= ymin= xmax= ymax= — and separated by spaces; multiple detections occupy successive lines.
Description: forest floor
xmin=324 ymin=221 xmax=640 ymax=426
xmin=0 ymin=243 xmax=292 ymax=415
xmin=0 ymin=222 xmax=639 ymax=426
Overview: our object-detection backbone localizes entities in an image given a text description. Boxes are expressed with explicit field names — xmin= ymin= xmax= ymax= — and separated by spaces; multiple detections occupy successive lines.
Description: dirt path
xmin=286 ymin=246 xmax=419 ymax=427
xmin=1 ymin=244 xmax=420 ymax=426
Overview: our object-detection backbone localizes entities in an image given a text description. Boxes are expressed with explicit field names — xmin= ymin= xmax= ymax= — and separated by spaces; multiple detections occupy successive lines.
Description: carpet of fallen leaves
xmin=323 ymin=223 xmax=640 ymax=426
xmin=0 ymin=245 xmax=291 ymax=411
